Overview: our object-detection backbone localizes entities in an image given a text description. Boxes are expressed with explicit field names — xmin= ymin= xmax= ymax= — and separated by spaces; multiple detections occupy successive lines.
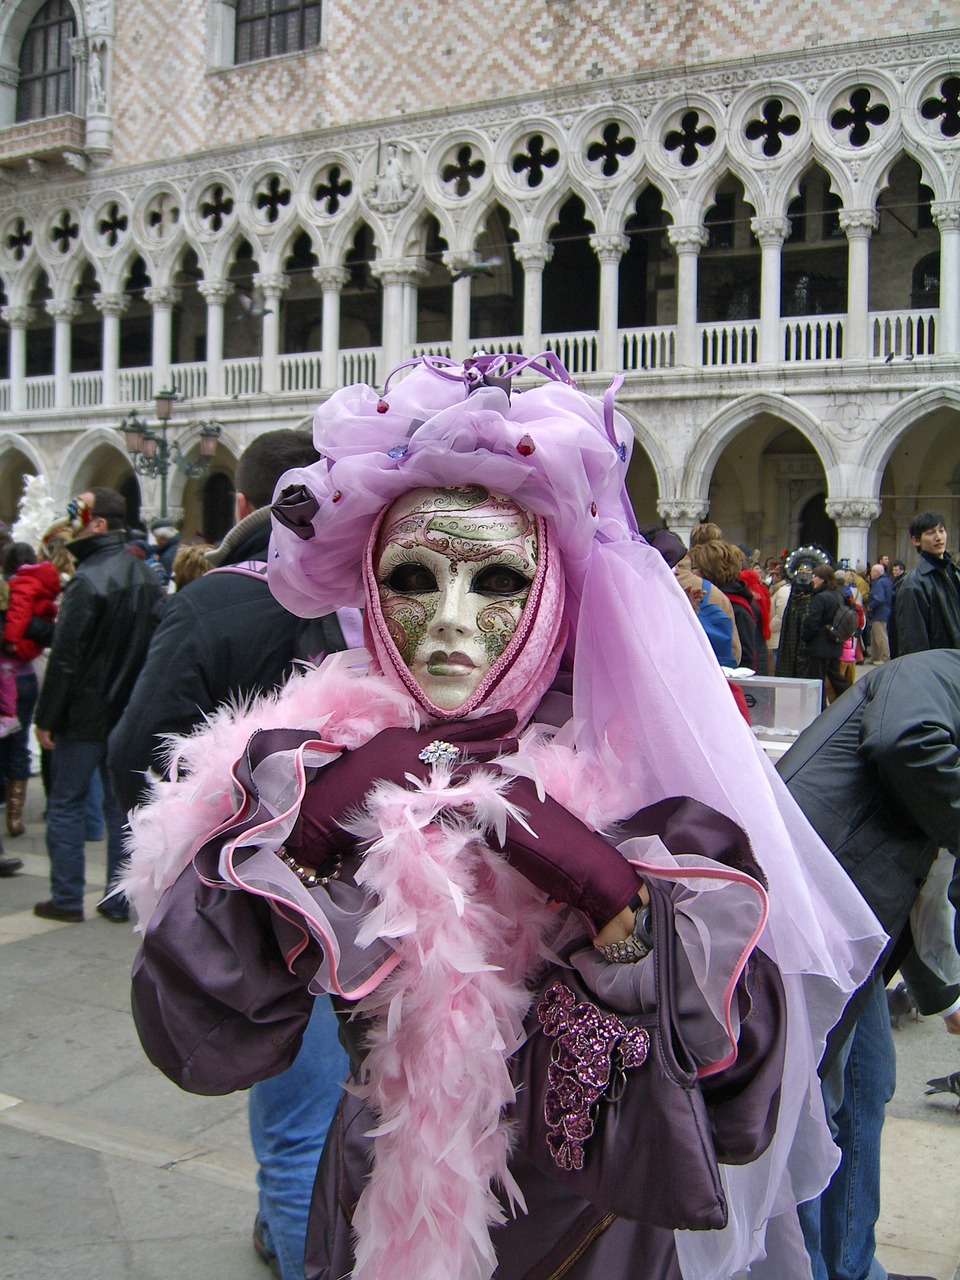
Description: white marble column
xmin=370 ymin=258 xmax=423 ymax=372
xmin=314 ymin=266 xmax=350 ymax=389
xmin=839 ymin=210 xmax=879 ymax=360
xmin=93 ymin=291 xmax=129 ymax=405
xmin=932 ymin=201 xmax=960 ymax=357
xmin=45 ymin=299 xmax=82 ymax=408
xmin=656 ymin=498 xmax=709 ymax=549
xmin=825 ymin=499 xmax=881 ymax=567
xmin=514 ymin=242 xmax=553 ymax=356
xmin=198 ymin=281 xmax=233 ymax=398
xmin=144 ymin=285 xmax=181 ymax=395
xmin=667 ymin=226 xmax=708 ymax=368
xmin=254 ymin=272 xmax=289 ymax=395
xmin=590 ymin=233 xmax=629 ymax=372
xmin=442 ymin=251 xmax=477 ymax=361
xmin=1 ymin=306 xmax=34 ymax=414
xmin=751 ymin=216 xmax=790 ymax=365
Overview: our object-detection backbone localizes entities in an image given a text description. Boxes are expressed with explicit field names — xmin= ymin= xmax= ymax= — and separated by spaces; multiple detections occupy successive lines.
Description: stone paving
xmin=0 ymin=783 xmax=958 ymax=1279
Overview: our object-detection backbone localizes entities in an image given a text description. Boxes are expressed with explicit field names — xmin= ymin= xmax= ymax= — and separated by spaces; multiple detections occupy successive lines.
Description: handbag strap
xmin=631 ymin=857 xmax=769 ymax=1078
xmin=646 ymin=880 xmax=698 ymax=1086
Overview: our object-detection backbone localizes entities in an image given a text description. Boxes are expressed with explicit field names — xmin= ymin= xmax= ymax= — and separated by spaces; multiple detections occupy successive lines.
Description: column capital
xmin=369 ymin=256 xmax=427 ymax=287
xmin=198 ymin=280 xmax=234 ymax=305
xmin=931 ymin=201 xmax=960 ymax=232
xmin=513 ymin=241 xmax=554 ymax=271
xmin=313 ymin=265 xmax=350 ymax=292
xmin=1 ymin=305 xmax=36 ymax=327
xmin=838 ymin=209 xmax=879 ymax=239
xmin=143 ymin=285 xmax=182 ymax=308
xmin=253 ymin=272 xmax=289 ymax=298
xmin=93 ymin=291 xmax=129 ymax=317
xmin=657 ymin=498 xmax=709 ymax=527
xmin=667 ymin=225 xmax=709 ymax=254
xmin=750 ymin=215 xmax=791 ymax=247
xmin=825 ymin=498 xmax=881 ymax=527
xmin=441 ymin=249 xmax=478 ymax=275
xmin=589 ymin=232 xmax=630 ymax=263
xmin=46 ymin=299 xmax=83 ymax=322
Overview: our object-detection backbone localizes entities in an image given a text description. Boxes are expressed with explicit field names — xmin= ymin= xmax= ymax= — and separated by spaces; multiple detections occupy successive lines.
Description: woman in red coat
xmin=1 ymin=544 xmax=61 ymax=835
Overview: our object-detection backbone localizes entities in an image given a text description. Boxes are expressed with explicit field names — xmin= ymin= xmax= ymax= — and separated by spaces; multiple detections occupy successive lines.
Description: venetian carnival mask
xmin=373 ymin=485 xmax=539 ymax=711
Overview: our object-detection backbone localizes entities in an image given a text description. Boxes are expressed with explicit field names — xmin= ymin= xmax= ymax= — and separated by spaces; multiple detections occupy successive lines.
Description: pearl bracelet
xmin=593 ymin=904 xmax=654 ymax=964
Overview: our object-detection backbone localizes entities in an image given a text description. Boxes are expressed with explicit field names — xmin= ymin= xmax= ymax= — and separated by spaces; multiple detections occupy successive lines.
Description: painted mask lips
xmin=426 ymin=650 xmax=477 ymax=676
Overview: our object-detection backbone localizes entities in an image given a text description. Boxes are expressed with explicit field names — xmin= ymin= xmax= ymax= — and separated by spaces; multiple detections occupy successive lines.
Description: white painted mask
xmin=373 ymin=485 xmax=539 ymax=711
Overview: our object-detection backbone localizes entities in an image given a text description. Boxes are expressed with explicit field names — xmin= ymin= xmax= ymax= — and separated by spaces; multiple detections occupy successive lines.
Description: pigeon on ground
xmin=924 ymin=1070 xmax=960 ymax=1111
xmin=886 ymin=981 xmax=919 ymax=1029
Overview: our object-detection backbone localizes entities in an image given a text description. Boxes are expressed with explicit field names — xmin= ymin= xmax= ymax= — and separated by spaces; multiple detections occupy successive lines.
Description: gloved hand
xmin=290 ymin=711 xmax=641 ymax=935
xmin=291 ymin=711 xmax=520 ymax=864
xmin=494 ymin=773 xmax=641 ymax=934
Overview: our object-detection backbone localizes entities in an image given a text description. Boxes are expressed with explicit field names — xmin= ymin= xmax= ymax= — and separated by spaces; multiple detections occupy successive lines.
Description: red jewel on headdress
xmin=376 ymin=399 xmax=389 ymax=414
xmin=332 ymin=490 xmax=343 ymax=503
xmin=590 ymin=502 xmax=598 ymax=517
xmin=516 ymin=434 xmax=536 ymax=456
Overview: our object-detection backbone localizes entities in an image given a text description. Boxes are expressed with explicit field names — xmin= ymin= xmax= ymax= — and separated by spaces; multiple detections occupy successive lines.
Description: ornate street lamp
xmin=118 ymin=389 xmax=222 ymax=518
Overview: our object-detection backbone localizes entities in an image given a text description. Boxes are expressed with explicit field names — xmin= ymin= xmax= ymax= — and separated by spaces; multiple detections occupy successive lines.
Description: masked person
xmin=775 ymin=545 xmax=832 ymax=680
xmin=123 ymin=355 xmax=883 ymax=1280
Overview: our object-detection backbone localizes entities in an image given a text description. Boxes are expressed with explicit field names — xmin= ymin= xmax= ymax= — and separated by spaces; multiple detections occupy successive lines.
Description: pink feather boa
xmin=345 ymin=771 xmax=556 ymax=1280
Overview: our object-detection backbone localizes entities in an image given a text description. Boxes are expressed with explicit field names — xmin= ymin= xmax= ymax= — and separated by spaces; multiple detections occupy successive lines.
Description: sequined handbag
xmin=510 ymin=882 xmax=728 ymax=1231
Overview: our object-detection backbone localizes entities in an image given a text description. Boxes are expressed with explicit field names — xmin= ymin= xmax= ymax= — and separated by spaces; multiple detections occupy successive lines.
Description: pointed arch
xmin=863 ymin=385 xmax=960 ymax=480
xmin=680 ymin=392 xmax=838 ymax=501
xmin=55 ymin=427 xmax=133 ymax=504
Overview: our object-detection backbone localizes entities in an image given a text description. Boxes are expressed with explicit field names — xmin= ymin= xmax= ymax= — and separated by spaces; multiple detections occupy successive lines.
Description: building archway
xmin=0 ymin=447 xmax=39 ymax=525
xmin=876 ymin=402 xmax=960 ymax=562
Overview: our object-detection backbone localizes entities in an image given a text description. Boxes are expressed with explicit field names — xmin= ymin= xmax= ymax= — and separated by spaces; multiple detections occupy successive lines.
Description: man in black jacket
xmin=109 ymin=429 xmax=358 ymax=1280
xmin=893 ymin=509 xmax=960 ymax=655
xmin=34 ymin=487 xmax=164 ymax=924
xmin=108 ymin=430 xmax=359 ymax=815
xmin=778 ymin=652 xmax=960 ymax=1280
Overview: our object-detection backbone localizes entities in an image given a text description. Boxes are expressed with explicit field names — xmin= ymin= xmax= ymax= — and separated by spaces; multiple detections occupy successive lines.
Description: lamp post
xmin=118 ymin=389 xmax=222 ymax=519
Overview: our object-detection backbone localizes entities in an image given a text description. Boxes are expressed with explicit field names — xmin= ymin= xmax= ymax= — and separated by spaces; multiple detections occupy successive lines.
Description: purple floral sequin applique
xmin=536 ymin=980 xmax=650 ymax=1172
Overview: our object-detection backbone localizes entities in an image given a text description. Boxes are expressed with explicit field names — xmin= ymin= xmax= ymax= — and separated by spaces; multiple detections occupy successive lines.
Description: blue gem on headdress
xmin=617 ymin=442 xmax=627 ymax=462
xmin=418 ymin=740 xmax=460 ymax=766
xmin=388 ymin=444 xmax=408 ymax=460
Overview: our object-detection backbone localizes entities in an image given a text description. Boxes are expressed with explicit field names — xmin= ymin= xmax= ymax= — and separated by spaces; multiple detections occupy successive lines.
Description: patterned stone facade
xmin=0 ymin=2 xmax=958 ymax=565
xmin=102 ymin=1 xmax=955 ymax=162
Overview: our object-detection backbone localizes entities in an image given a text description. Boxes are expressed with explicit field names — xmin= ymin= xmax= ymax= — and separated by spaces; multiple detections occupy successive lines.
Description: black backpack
xmin=826 ymin=600 xmax=858 ymax=643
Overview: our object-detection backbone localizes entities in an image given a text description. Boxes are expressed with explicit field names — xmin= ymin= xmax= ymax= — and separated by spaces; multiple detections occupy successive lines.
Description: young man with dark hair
xmin=33 ymin=488 xmax=164 ymax=923
xmin=893 ymin=509 xmax=960 ymax=655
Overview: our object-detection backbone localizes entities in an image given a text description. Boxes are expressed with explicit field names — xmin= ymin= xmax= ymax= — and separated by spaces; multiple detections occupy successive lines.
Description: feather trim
xmin=345 ymin=769 xmax=556 ymax=1280
xmin=120 ymin=652 xmax=422 ymax=928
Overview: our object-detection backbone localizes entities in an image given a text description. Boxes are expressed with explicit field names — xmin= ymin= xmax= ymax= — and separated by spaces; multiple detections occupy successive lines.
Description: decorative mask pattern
xmin=374 ymin=485 xmax=539 ymax=711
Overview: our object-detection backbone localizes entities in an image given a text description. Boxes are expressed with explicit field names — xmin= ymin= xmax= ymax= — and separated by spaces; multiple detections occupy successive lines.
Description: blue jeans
xmin=84 ymin=768 xmax=105 ymax=841
xmin=45 ymin=738 xmax=126 ymax=911
xmin=248 ymin=998 xmax=348 ymax=1280
xmin=799 ymin=975 xmax=897 ymax=1280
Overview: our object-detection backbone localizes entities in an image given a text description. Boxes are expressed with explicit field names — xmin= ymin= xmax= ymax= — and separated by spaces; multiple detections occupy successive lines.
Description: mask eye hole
xmin=473 ymin=565 xmax=531 ymax=596
xmin=383 ymin=561 xmax=438 ymax=594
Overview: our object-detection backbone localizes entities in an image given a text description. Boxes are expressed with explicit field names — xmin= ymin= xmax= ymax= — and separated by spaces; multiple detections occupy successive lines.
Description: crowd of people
xmin=670 ymin=519 xmax=946 ymax=716
xmin=1 ymin=360 xmax=958 ymax=1280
